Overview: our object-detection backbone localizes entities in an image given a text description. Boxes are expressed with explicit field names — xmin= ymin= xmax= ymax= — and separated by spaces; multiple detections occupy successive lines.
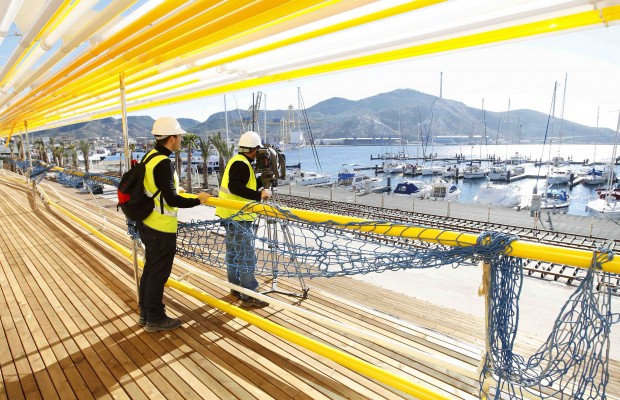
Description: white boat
xmin=581 ymin=165 xmax=614 ymax=186
xmin=350 ymin=174 xmax=383 ymax=193
xmin=337 ymin=163 xmax=362 ymax=184
xmin=586 ymin=112 xmax=620 ymax=218
xmin=382 ymin=162 xmax=404 ymax=174
xmin=426 ymin=179 xmax=461 ymax=201
xmin=78 ymin=147 xmax=111 ymax=162
xmin=403 ymin=163 xmax=421 ymax=176
xmin=474 ymin=182 xmax=521 ymax=208
xmin=586 ymin=198 xmax=620 ymax=219
xmin=550 ymin=155 xmax=570 ymax=167
xmin=420 ymin=162 xmax=444 ymax=176
xmin=540 ymin=186 xmax=571 ymax=210
xmin=546 ymin=166 xmax=572 ymax=185
xmin=441 ymin=164 xmax=460 ymax=178
xmin=506 ymin=152 xmax=528 ymax=165
xmin=462 ymin=162 xmax=487 ymax=179
xmin=296 ymin=171 xmax=332 ymax=186
xmin=487 ymin=164 xmax=508 ymax=181
xmin=508 ymin=164 xmax=525 ymax=176
xmin=393 ymin=180 xmax=431 ymax=198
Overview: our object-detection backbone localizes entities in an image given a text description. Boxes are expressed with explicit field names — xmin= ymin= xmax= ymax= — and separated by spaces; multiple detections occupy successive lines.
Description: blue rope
xmin=480 ymin=249 xmax=618 ymax=399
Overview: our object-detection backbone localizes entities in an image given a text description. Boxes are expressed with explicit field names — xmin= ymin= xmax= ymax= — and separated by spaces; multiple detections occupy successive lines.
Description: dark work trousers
xmin=137 ymin=223 xmax=177 ymax=323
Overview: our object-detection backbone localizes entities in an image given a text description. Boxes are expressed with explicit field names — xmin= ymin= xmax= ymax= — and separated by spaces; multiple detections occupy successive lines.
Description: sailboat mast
xmin=224 ymin=94 xmax=229 ymax=143
xmin=604 ymin=111 xmax=620 ymax=203
xmin=593 ymin=106 xmax=599 ymax=166
xmin=263 ymin=94 xmax=267 ymax=144
xmin=506 ymin=98 xmax=511 ymax=161
xmin=557 ymin=72 xmax=568 ymax=154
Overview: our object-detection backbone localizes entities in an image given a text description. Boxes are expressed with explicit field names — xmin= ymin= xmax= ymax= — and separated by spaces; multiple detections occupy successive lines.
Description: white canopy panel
xmin=0 ymin=0 xmax=619 ymax=137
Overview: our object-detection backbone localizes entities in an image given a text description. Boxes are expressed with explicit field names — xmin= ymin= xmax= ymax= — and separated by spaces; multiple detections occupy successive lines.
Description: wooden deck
xmin=1 ymin=169 xmax=618 ymax=399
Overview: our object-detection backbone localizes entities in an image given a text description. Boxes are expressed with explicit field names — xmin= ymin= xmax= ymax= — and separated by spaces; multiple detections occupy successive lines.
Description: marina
xmin=2 ymin=1 xmax=620 ymax=399
xmin=280 ymin=144 xmax=619 ymax=217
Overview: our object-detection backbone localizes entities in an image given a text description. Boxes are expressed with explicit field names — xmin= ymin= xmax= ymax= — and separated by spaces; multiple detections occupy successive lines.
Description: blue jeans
xmin=224 ymin=220 xmax=258 ymax=300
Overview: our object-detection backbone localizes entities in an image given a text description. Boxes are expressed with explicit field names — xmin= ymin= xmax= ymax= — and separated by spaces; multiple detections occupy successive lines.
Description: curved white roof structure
xmin=0 ymin=0 xmax=619 ymax=138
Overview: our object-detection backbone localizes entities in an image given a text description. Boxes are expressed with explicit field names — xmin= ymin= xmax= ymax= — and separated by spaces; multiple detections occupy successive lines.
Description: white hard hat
xmin=238 ymin=131 xmax=262 ymax=148
xmin=151 ymin=117 xmax=186 ymax=136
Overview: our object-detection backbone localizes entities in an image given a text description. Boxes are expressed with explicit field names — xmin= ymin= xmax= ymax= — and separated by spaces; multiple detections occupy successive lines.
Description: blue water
xmin=104 ymin=144 xmax=618 ymax=216
xmin=282 ymin=144 xmax=620 ymax=217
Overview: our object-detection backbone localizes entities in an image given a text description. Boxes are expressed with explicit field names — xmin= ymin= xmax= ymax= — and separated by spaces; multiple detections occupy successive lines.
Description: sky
xmin=139 ymin=24 xmax=620 ymax=131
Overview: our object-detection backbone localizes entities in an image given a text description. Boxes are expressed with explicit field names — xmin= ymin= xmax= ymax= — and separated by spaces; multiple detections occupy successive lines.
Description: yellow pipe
xmin=0 ymin=0 xmax=75 ymax=88
xmin=1 ymin=0 xmax=378 ymax=125
xmin=205 ymin=197 xmax=620 ymax=273
xmin=27 ymin=177 xmax=448 ymax=400
xmin=166 ymin=278 xmax=450 ymax=400
xmin=4 ymin=4 xmax=620 ymax=137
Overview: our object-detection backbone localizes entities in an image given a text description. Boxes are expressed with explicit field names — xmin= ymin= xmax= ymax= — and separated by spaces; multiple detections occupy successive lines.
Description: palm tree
xmin=129 ymin=143 xmax=136 ymax=162
xmin=174 ymin=148 xmax=182 ymax=183
xmin=68 ymin=145 xmax=78 ymax=169
xmin=33 ymin=138 xmax=48 ymax=162
xmin=198 ymin=136 xmax=211 ymax=189
xmin=52 ymin=145 xmax=63 ymax=167
xmin=47 ymin=137 xmax=55 ymax=163
xmin=210 ymin=132 xmax=235 ymax=185
xmin=78 ymin=140 xmax=91 ymax=172
xmin=17 ymin=137 xmax=24 ymax=160
xmin=181 ymin=133 xmax=200 ymax=193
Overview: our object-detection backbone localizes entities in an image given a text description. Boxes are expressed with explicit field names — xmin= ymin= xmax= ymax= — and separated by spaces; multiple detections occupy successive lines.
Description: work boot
xmin=138 ymin=307 xmax=146 ymax=327
xmin=241 ymin=297 xmax=269 ymax=308
xmin=144 ymin=316 xmax=182 ymax=332
xmin=230 ymin=289 xmax=242 ymax=299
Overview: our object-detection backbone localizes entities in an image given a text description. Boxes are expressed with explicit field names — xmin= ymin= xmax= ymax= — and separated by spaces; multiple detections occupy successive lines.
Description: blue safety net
xmin=480 ymin=249 xmax=619 ymax=399
xmin=176 ymin=202 xmax=618 ymax=399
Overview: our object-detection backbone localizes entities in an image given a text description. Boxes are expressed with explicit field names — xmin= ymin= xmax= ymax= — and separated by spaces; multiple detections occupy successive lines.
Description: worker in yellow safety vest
xmin=216 ymin=131 xmax=272 ymax=308
xmin=138 ymin=117 xmax=211 ymax=332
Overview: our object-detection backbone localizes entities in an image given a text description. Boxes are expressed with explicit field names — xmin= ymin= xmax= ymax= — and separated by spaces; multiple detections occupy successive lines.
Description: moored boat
xmin=426 ymin=179 xmax=461 ymax=201
xmin=586 ymin=197 xmax=620 ymax=219
xmin=462 ymin=162 xmax=487 ymax=179
xmin=393 ymin=180 xmax=431 ymax=198
xmin=474 ymin=182 xmax=521 ymax=208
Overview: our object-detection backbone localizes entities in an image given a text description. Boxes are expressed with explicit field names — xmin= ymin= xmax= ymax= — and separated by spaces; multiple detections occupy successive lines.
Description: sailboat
xmin=546 ymin=74 xmax=573 ymax=186
xmin=586 ymin=112 xmax=620 ymax=219
xmin=582 ymin=107 xmax=613 ymax=185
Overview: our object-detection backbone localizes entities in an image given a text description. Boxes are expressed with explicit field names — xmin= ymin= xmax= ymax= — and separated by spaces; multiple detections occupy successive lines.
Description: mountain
xmin=29 ymin=89 xmax=615 ymax=145
xmin=31 ymin=116 xmax=201 ymax=140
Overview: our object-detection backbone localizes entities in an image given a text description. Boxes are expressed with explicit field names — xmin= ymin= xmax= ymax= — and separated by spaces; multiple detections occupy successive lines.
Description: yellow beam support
xmin=205 ymin=197 xmax=620 ymax=274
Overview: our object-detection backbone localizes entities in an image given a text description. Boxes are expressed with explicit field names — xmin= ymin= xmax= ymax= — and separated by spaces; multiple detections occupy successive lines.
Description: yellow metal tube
xmin=206 ymin=197 xmax=620 ymax=273
xmin=166 ymin=278 xmax=451 ymax=400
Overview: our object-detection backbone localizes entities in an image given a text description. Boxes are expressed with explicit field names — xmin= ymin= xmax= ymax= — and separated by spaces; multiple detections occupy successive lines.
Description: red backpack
xmin=117 ymin=152 xmax=162 ymax=221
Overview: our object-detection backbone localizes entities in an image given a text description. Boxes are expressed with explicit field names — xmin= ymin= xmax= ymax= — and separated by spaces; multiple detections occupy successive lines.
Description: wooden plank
xmin=0 ymin=251 xmax=60 ymax=399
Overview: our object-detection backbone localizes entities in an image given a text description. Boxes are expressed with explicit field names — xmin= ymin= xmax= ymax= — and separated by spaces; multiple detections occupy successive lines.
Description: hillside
xmin=30 ymin=89 xmax=616 ymax=145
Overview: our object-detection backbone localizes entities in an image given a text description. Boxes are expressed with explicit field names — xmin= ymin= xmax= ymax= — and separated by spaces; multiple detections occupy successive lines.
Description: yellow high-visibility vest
xmin=216 ymin=154 xmax=257 ymax=221
xmin=142 ymin=149 xmax=198 ymax=233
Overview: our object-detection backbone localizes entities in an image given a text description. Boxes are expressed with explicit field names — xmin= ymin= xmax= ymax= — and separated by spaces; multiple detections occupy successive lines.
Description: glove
xmin=261 ymin=188 xmax=272 ymax=200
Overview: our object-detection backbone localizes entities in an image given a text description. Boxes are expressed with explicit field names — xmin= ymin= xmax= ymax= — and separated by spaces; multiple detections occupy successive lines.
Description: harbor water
xmin=281 ymin=144 xmax=620 ymax=217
